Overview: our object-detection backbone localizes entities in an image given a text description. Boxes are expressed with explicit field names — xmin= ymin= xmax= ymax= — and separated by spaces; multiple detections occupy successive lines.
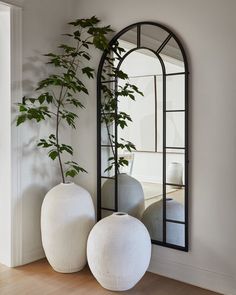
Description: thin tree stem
xmin=56 ymin=98 xmax=65 ymax=183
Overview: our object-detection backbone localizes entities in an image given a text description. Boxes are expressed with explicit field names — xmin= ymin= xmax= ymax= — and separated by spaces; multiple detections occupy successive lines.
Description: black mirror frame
xmin=97 ymin=21 xmax=189 ymax=252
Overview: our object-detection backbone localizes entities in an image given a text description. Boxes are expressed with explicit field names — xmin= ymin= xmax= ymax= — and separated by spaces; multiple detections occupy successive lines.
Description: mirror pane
xmin=166 ymin=74 xmax=185 ymax=110
xmin=166 ymin=222 xmax=185 ymax=247
xmin=166 ymin=112 xmax=185 ymax=148
xmin=142 ymin=198 xmax=163 ymax=242
xmin=166 ymin=188 xmax=185 ymax=222
xmin=131 ymin=152 xmax=163 ymax=190
xmin=118 ymin=76 xmax=156 ymax=152
xmin=140 ymin=24 xmax=169 ymax=52
xmin=101 ymin=82 xmax=116 ymax=146
xmin=116 ymin=27 xmax=137 ymax=58
xmin=101 ymin=120 xmax=115 ymax=146
xmin=101 ymin=178 xmax=115 ymax=210
xmin=101 ymin=210 xmax=113 ymax=218
xmin=101 ymin=147 xmax=115 ymax=178
xmin=119 ymin=48 xmax=162 ymax=76
xmin=101 ymin=50 xmax=116 ymax=82
xmin=156 ymin=75 xmax=163 ymax=151
xmin=166 ymin=150 xmax=185 ymax=185
xmin=159 ymin=37 xmax=185 ymax=74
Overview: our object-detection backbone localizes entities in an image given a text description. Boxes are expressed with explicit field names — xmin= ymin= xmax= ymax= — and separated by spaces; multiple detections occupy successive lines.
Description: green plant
xmin=17 ymin=16 xmax=112 ymax=183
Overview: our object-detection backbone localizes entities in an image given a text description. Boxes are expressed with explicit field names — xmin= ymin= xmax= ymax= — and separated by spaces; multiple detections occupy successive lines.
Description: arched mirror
xmin=97 ymin=22 xmax=189 ymax=251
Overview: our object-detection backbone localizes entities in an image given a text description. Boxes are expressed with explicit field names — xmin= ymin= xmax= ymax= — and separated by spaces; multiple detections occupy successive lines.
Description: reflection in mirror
xmin=166 ymin=112 xmax=185 ymax=148
xmin=141 ymin=24 xmax=169 ymax=52
xmin=166 ymin=222 xmax=185 ymax=247
xmin=166 ymin=74 xmax=185 ymax=110
xmin=98 ymin=22 xmax=188 ymax=251
xmin=117 ymin=27 xmax=137 ymax=58
xmin=159 ymin=37 xmax=185 ymax=74
xmin=118 ymin=48 xmax=162 ymax=151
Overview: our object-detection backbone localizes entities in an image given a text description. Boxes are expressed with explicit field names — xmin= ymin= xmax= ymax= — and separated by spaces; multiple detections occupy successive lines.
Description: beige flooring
xmin=0 ymin=259 xmax=221 ymax=295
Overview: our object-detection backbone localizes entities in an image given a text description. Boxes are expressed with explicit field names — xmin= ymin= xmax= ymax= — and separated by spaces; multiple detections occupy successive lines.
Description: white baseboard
xmin=22 ymin=247 xmax=45 ymax=266
xmin=148 ymin=255 xmax=236 ymax=295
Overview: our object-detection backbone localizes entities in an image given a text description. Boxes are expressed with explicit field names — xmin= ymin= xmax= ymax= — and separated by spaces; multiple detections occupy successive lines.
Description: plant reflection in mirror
xmin=101 ymin=42 xmax=144 ymax=174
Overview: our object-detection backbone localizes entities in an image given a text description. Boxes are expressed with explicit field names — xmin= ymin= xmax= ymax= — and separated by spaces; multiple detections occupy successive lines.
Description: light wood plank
xmin=0 ymin=259 xmax=220 ymax=295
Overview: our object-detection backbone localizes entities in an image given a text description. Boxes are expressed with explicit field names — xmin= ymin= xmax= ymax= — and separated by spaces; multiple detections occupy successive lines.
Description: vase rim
xmin=112 ymin=212 xmax=128 ymax=217
xmin=60 ymin=182 xmax=74 ymax=185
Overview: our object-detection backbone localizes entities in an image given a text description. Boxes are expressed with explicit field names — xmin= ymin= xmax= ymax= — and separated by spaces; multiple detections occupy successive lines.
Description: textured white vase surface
xmin=101 ymin=173 xmax=145 ymax=219
xmin=87 ymin=212 xmax=151 ymax=291
xmin=41 ymin=183 xmax=95 ymax=273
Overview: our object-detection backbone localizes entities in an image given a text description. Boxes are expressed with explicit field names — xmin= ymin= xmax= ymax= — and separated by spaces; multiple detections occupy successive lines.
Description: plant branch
xmin=56 ymin=98 xmax=65 ymax=183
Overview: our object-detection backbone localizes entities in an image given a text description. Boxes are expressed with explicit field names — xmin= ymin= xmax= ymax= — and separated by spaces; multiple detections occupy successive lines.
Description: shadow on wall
xmin=23 ymin=51 xmax=49 ymax=94
xmin=21 ymin=184 xmax=48 ymax=259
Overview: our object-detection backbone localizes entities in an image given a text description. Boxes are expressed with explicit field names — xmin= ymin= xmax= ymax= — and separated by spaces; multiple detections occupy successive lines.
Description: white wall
xmin=0 ymin=0 xmax=77 ymax=267
xmin=19 ymin=0 xmax=77 ymax=265
xmin=0 ymin=4 xmax=11 ymax=266
xmin=1 ymin=0 xmax=235 ymax=293
xmin=71 ymin=0 xmax=236 ymax=294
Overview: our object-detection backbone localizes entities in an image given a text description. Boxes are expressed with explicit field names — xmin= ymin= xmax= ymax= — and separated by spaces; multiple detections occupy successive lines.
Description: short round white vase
xmin=101 ymin=173 xmax=145 ymax=219
xmin=87 ymin=212 xmax=151 ymax=291
xmin=41 ymin=183 xmax=95 ymax=273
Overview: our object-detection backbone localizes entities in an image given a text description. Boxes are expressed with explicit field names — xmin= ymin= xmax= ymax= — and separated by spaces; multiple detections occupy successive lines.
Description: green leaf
xmin=38 ymin=94 xmax=45 ymax=104
xmin=81 ymin=52 xmax=91 ymax=61
xmin=93 ymin=34 xmax=108 ymax=50
xmin=37 ymin=139 xmax=53 ymax=148
xmin=82 ymin=67 xmax=94 ymax=79
xmin=69 ymin=16 xmax=100 ymax=28
xmin=60 ymin=144 xmax=73 ymax=155
xmin=16 ymin=114 xmax=27 ymax=126
xmin=49 ymin=134 xmax=56 ymax=140
xmin=58 ymin=44 xmax=76 ymax=53
xmin=19 ymin=105 xmax=27 ymax=112
xmin=66 ymin=98 xmax=85 ymax=108
xmin=104 ymin=165 xmax=113 ymax=173
xmin=65 ymin=169 xmax=77 ymax=178
xmin=48 ymin=150 xmax=58 ymax=160
xmin=65 ymin=161 xmax=87 ymax=178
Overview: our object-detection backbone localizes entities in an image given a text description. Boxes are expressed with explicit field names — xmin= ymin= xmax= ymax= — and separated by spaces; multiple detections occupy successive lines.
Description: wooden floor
xmin=0 ymin=259 xmax=220 ymax=295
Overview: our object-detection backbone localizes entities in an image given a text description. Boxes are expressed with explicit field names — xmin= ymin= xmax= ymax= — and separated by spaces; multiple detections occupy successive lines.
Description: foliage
xmin=100 ymin=43 xmax=144 ymax=173
xmin=17 ymin=16 xmax=112 ymax=183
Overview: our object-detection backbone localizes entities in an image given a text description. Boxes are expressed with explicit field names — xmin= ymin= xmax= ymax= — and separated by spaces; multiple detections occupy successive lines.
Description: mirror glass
xmin=98 ymin=22 xmax=188 ymax=251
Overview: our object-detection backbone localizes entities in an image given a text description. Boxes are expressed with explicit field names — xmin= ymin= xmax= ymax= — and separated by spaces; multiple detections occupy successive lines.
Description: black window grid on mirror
xmin=97 ymin=22 xmax=189 ymax=252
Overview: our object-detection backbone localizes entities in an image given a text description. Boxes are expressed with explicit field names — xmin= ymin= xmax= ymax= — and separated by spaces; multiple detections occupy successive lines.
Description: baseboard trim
xmin=22 ymin=247 xmax=45 ymax=266
xmin=148 ymin=255 xmax=236 ymax=295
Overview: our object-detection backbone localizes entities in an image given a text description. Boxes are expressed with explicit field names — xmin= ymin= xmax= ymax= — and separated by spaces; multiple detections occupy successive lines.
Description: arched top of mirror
xmin=99 ymin=22 xmax=188 ymax=82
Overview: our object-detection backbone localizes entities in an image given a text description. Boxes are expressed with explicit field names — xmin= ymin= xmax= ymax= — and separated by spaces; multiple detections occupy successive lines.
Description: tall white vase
xmin=87 ymin=213 xmax=151 ymax=291
xmin=101 ymin=173 xmax=145 ymax=219
xmin=41 ymin=183 xmax=95 ymax=273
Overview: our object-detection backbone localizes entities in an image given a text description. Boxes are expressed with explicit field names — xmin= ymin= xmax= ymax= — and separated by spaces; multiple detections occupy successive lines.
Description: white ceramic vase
xmin=41 ymin=183 xmax=95 ymax=273
xmin=166 ymin=162 xmax=183 ymax=187
xmin=87 ymin=212 xmax=151 ymax=291
xmin=101 ymin=173 xmax=145 ymax=219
